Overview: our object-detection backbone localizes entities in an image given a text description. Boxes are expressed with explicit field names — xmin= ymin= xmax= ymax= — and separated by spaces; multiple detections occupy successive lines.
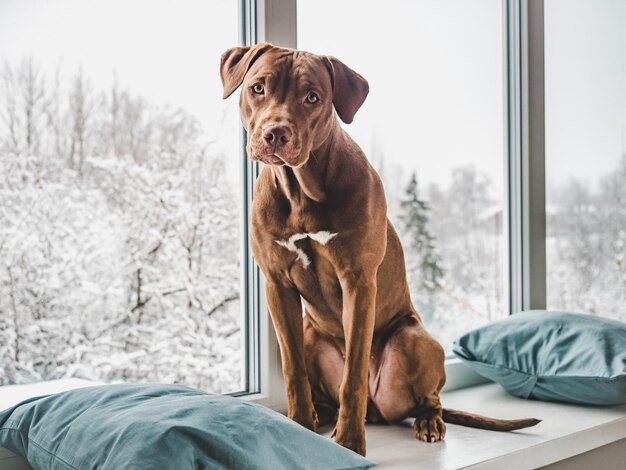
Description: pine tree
xmin=399 ymin=171 xmax=444 ymax=298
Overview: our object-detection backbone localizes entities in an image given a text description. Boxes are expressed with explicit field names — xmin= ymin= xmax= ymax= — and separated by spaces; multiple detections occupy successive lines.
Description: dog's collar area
xmin=274 ymin=231 xmax=338 ymax=268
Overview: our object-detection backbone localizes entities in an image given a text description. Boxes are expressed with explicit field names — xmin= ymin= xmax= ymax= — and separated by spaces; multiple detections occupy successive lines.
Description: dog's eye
xmin=306 ymin=92 xmax=319 ymax=104
xmin=252 ymin=83 xmax=264 ymax=94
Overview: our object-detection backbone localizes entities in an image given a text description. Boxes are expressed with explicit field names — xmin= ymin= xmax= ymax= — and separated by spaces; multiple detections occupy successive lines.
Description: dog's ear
xmin=323 ymin=56 xmax=369 ymax=124
xmin=220 ymin=43 xmax=273 ymax=99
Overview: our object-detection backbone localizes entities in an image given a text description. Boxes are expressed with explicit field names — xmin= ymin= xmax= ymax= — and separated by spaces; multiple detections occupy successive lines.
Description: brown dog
xmin=220 ymin=43 xmax=539 ymax=456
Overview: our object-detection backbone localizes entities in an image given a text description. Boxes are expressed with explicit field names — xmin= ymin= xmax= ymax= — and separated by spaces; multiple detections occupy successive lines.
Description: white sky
xmin=545 ymin=0 xmax=626 ymax=189
xmin=1 ymin=0 xmax=624 ymax=195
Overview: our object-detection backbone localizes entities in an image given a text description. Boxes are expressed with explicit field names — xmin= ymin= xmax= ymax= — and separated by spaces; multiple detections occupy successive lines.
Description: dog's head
xmin=220 ymin=43 xmax=368 ymax=167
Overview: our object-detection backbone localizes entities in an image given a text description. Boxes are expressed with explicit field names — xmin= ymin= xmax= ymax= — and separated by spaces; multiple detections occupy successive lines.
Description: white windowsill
xmin=1 ymin=380 xmax=625 ymax=469
xmin=320 ymin=382 xmax=626 ymax=469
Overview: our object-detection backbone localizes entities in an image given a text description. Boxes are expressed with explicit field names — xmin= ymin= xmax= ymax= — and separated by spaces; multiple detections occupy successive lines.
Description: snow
xmin=0 ymin=61 xmax=242 ymax=393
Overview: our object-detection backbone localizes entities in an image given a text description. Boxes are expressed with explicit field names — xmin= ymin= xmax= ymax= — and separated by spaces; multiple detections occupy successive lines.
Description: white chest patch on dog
xmin=275 ymin=231 xmax=337 ymax=268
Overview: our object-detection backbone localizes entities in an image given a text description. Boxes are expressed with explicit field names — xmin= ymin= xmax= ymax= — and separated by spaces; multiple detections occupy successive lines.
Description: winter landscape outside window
xmin=0 ymin=0 xmax=246 ymax=393
xmin=298 ymin=0 xmax=508 ymax=350
xmin=2 ymin=0 xmax=624 ymax=395
xmin=545 ymin=0 xmax=626 ymax=322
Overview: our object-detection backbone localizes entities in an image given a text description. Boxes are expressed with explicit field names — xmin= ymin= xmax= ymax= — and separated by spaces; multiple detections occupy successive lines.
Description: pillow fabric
xmin=453 ymin=310 xmax=626 ymax=405
xmin=0 ymin=383 xmax=376 ymax=470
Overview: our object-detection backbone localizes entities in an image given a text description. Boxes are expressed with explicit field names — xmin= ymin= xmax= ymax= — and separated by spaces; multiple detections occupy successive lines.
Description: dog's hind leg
xmin=370 ymin=315 xmax=540 ymax=440
xmin=369 ymin=316 xmax=447 ymax=442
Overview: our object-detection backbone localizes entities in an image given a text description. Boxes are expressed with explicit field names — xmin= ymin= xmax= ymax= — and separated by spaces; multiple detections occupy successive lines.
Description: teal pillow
xmin=453 ymin=311 xmax=626 ymax=405
xmin=0 ymin=384 xmax=375 ymax=470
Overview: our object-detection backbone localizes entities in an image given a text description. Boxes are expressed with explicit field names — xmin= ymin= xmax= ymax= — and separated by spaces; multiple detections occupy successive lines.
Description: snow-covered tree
xmin=546 ymin=153 xmax=626 ymax=321
xmin=399 ymin=171 xmax=444 ymax=311
xmin=68 ymin=68 xmax=94 ymax=174
xmin=0 ymin=58 xmax=46 ymax=156
xmin=0 ymin=59 xmax=242 ymax=392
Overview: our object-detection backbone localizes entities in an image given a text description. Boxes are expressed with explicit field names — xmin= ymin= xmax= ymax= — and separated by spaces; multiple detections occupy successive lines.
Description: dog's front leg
xmin=265 ymin=279 xmax=317 ymax=431
xmin=334 ymin=269 xmax=377 ymax=456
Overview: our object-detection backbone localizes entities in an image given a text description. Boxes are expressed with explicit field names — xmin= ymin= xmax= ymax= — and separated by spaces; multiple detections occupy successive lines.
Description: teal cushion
xmin=0 ymin=383 xmax=375 ymax=470
xmin=453 ymin=311 xmax=626 ymax=405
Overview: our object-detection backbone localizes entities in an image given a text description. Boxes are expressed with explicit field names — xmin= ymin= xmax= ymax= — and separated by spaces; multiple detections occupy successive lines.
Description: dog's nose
xmin=263 ymin=125 xmax=291 ymax=148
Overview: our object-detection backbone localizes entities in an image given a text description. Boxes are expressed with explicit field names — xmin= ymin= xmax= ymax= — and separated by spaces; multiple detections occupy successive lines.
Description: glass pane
xmin=298 ymin=0 xmax=507 ymax=350
xmin=0 ymin=0 xmax=245 ymax=393
xmin=545 ymin=0 xmax=626 ymax=321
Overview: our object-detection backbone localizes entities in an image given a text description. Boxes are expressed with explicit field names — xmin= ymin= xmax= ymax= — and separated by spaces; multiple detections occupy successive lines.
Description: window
xmin=298 ymin=0 xmax=508 ymax=350
xmin=2 ymin=0 xmax=618 ymax=399
xmin=0 ymin=0 xmax=248 ymax=393
xmin=545 ymin=0 xmax=626 ymax=322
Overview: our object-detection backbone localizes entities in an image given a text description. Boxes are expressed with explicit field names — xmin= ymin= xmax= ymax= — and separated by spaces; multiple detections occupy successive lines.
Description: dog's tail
xmin=442 ymin=408 xmax=541 ymax=431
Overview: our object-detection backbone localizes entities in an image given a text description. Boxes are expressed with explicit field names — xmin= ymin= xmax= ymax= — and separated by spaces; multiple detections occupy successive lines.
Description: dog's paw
xmin=332 ymin=425 xmax=366 ymax=456
xmin=413 ymin=411 xmax=446 ymax=443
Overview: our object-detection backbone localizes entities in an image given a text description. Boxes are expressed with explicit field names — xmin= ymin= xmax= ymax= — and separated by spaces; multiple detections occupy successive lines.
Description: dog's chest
xmin=274 ymin=230 xmax=344 ymax=329
xmin=274 ymin=230 xmax=337 ymax=269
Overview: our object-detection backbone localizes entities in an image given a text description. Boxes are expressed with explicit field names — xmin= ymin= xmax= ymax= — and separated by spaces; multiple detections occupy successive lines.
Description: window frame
xmin=238 ymin=0 xmax=294 ymax=410
xmin=242 ymin=0 xmax=548 ymax=408
xmin=507 ymin=0 xmax=547 ymax=314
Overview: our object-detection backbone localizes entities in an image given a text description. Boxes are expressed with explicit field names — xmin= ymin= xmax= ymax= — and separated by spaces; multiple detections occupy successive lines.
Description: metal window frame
xmin=238 ymin=0 xmax=295 ymax=410
xmin=231 ymin=0 xmax=261 ymax=399
xmin=240 ymin=0 xmax=548 ymax=403
xmin=506 ymin=0 xmax=547 ymax=314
